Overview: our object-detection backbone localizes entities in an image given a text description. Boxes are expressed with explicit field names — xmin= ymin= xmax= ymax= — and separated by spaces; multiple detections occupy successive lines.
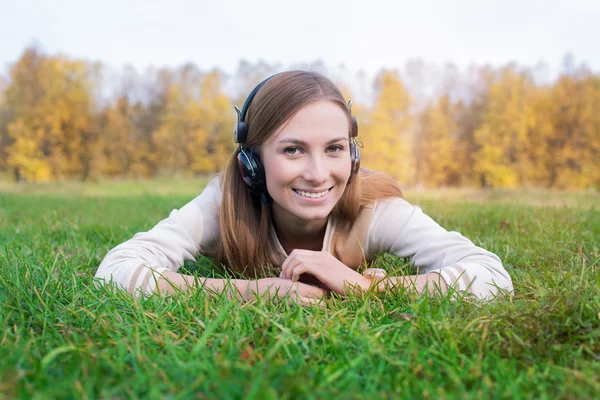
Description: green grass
xmin=1 ymin=178 xmax=599 ymax=399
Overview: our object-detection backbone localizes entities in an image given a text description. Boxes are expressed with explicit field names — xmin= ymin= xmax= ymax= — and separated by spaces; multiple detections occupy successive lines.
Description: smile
xmin=292 ymin=188 xmax=332 ymax=199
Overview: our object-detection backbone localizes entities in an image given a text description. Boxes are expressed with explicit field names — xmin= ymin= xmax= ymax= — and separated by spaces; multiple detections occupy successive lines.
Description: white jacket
xmin=95 ymin=176 xmax=513 ymax=299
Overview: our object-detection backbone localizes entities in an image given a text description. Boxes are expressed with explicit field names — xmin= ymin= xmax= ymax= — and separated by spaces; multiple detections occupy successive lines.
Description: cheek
xmin=334 ymin=156 xmax=352 ymax=178
xmin=263 ymin=157 xmax=294 ymax=186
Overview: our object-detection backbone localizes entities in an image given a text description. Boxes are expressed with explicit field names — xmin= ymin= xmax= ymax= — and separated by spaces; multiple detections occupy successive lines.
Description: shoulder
xmin=367 ymin=197 xmax=417 ymax=234
xmin=372 ymin=196 xmax=412 ymax=210
xmin=188 ymin=174 xmax=223 ymax=208
xmin=358 ymin=169 xmax=404 ymax=208
xmin=206 ymin=174 xmax=223 ymax=193
xmin=176 ymin=174 xmax=223 ymax=227
xmin=363 ymin=196 xmax=432 ymax=254
xmin=171 ymin=174 xmax=223 ymax=251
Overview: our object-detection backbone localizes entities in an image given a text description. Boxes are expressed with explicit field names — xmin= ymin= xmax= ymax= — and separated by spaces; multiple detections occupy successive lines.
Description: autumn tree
xmin=416 ymin=95 xmax=461 ymax=186
xmin=3 ymin=47 xmax=94 ymax=181
xmin=448 ymin=66 xmax=495 ymax=187
xmin=151 ymin=68 xmax=233 ymax=175
xmin=362 ymin=70 xmax=413 ymax=184
xmin=196 ymin=71 xmax=236 ymax=172
xmin=473 ymin=66 xmax=538 ymax=187
xmin=96 ymin=97 xmax=152 ymax=178
xmin=545 ymin=71 xmax=600 ymax=188
xmin=0 ymin=76 xmax=9 ymax=173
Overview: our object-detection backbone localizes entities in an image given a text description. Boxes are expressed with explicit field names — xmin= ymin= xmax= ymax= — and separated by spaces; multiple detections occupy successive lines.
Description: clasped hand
xmin=279 ymin=249 xmax=370 ymax=295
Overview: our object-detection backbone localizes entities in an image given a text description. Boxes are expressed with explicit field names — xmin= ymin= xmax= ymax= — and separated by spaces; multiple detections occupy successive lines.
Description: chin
xmin=295 ymin=209 xmax=332 ymax=221
xmin=281 ymin=201 xmax=333 ymax=222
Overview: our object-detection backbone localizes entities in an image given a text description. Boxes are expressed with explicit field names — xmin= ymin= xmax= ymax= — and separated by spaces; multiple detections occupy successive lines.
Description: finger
xmin=291 ymin=264 xmax=311 ymax=282
xmin=283 ymin=250 xmax=316 ymax=279
xmin=280 ymin=256 xmax=290 ymax=279
xmin=280 ymin=253 xmax=298 ymax=279
xmin=282 ymin=255 xmax=303 ymax=280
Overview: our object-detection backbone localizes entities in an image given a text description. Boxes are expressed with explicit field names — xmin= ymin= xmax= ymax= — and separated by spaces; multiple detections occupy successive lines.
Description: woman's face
xmin=261 ymin=100 xmax=352 ymax=227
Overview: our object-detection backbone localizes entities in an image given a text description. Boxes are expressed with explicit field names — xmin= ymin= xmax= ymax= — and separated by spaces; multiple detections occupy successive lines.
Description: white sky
xmin=1 ymin=0 xmax=599 ymax=77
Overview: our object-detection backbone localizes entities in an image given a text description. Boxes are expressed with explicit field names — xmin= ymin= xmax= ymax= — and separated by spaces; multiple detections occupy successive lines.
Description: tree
xmin=546 ymin=72 xmax=600 ymax=188
xmin=0 ymin=75 xmax=10 ymax=173
xmin=473 ymin=66 xmax=538 ymax=187
xmin=362 ymin=70 xmax=413 ymax=185
xmin=150 ymin=70 xmax=233 ymax=175
xmin=196 ymin=70 xmax=235 ymax=173
xmin=96 ymin=97 xmax=152 ymax=178
xmin=3 ymin=47 xmax=94 ymax=181
xmin=416 ymin=95 xmax=461 ymax=186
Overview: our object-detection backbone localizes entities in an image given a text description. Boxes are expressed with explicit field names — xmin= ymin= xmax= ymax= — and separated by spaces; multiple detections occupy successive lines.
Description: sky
xmin=1 ymin=0 xmax=599 ymax=78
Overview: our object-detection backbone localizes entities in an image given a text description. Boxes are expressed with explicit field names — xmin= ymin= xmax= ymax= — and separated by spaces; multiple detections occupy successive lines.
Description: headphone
xmin=233 ymin=74 xmax=361 ymax=198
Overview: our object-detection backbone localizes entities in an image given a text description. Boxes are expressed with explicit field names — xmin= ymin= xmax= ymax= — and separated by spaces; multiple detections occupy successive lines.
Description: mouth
xmin=292 ymin=187 xmax=333 ymax=199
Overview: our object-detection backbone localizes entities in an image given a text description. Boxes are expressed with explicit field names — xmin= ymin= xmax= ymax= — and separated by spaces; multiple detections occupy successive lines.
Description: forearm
xmin=369 ymin=272 xmax=448 ymax=295
xmin=157 ymin=270 xmax=250 ymax=300
xmin=157 ymin=273 xmax=326 ymax=306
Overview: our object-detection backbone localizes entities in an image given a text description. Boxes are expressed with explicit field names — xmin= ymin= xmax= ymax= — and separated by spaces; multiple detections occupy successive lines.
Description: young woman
xmin=95 ymin=71 xmax=513 ymax=305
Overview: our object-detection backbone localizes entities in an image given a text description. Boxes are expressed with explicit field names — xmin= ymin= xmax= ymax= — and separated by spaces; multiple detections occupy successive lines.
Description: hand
xmin=279 ymin=249 xmax=371 ymax=295
xmin=244 ymin=277 xmax=326 ymax=307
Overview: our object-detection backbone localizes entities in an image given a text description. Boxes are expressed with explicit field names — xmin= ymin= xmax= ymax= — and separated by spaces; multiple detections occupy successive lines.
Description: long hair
xmin=214 ymin=71 xmax=402 ymax=277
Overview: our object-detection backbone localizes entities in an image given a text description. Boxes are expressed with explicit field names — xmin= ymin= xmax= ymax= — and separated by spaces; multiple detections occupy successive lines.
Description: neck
xmin=272 ymin=209 xmax=328 ymax=253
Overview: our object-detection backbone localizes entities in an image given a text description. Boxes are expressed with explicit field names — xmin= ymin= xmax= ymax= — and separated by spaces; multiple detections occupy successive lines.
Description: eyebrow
xmin=276 ymin=136 xmax=349 ymax=146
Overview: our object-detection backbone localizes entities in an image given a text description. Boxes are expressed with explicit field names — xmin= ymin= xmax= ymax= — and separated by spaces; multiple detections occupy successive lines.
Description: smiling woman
xmin=94 ymin=70 xmax=513 ymax=305
xmin=263 ymin=102 xmax=351 ymax=237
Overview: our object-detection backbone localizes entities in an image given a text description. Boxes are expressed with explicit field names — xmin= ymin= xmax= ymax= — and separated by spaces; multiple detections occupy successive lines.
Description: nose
xmin=302 ymin=155 xmax=329 ymax=184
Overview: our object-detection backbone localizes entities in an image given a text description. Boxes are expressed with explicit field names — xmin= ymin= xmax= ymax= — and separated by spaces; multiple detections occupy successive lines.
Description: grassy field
xmin=1 ymin=177 xmax=599 ymax=399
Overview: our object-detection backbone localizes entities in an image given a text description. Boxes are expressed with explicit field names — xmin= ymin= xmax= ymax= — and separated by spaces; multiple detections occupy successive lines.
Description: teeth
xmin=294 ymin=189 xmax=330 ymax=198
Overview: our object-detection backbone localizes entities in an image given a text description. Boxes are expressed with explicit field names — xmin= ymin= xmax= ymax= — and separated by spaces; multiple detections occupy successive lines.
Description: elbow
xmin=441 ymin=262 xmax=514 ymax=300
xmin=94 ymin=261 xmax=125 ymax=292
xmin=469 ymin=269 xmax=514 ymax=300
xmin=94 ymin=261 xmax=112 ymax=282
xmin=94 ymin=256 xmax=166 ymax=297
xmin=93 ymin=254 xmax=136 ymax=293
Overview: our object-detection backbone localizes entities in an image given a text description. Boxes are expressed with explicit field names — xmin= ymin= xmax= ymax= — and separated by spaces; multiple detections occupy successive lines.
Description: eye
xmin=326 ymin=145 xmax=344 ymax=153
xmin=283 ymin=147 xmax=303 ymax=156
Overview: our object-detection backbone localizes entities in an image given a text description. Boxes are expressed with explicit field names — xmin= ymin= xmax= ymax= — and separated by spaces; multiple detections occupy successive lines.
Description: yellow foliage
xmin=362 ymin=70 xmax=414 ymax=184
xmin=150 ymin=72 xmax=235 ymax=175
xmin=6 ymin=119 xmax=52 ymax=181
xmin=417 ymin=96 xmax=461 ymax=186
xmin=1 ymin=49 xmax=599 ymax=188
xmin=4 ymin=48 xmax=92 ymax=181
xmin=473 ymin=68 xmax=538 ymax=187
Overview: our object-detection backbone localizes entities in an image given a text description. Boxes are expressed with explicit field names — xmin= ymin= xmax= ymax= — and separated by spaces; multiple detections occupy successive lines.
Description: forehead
xmin=268 ymin=101 xmax=348 ymax=144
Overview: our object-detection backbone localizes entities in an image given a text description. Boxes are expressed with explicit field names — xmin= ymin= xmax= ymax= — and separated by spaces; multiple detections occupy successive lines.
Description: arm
xmin=365 ymin=198 xmax=513 ymax=299
xmin=95 ymin=177 xmax=327 ymax=304
xmin=95 ymin=176 xmax=223 ymax=297
xmin=155 ymin=270 xmax=249 ymax=299
xmin=362 ymin=272 xmax=448 ymax=296
xmin=157 ymin=272 xmax=326 ymax=306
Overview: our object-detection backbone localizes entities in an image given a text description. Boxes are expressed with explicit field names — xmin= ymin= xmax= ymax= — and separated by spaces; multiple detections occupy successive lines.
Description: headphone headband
xmin=239 ymin=75 xmax=275 ymax=125
xmin=234 ymin=75 xmax=276 ymax=144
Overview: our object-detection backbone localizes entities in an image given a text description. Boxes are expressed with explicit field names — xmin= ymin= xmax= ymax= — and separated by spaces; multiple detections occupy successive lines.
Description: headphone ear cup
xmin=348 ymin=141 xmax=361 ymax=184
xmin=237 ymin=148 xmax=266 ymax=194
xmin=350 ymin=116 xmax=359 ymax=138
xmin=234 ymin=122 xmax=249 ymax=144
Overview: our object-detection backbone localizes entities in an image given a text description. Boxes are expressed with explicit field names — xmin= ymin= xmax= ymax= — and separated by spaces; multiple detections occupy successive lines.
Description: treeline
xmin=0 ymin=47 xmax=599 ymax=188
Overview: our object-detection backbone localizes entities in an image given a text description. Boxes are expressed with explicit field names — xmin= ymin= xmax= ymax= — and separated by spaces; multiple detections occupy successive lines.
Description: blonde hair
xmin=214 ymin=71 xmax=402 ymax=277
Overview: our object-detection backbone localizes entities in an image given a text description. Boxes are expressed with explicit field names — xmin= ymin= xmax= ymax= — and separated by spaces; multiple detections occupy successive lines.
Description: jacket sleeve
xmin=94 ymin=176 xmax=223 ymax=296
xmin=365 ymin=197 xmax=513 ymax=299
